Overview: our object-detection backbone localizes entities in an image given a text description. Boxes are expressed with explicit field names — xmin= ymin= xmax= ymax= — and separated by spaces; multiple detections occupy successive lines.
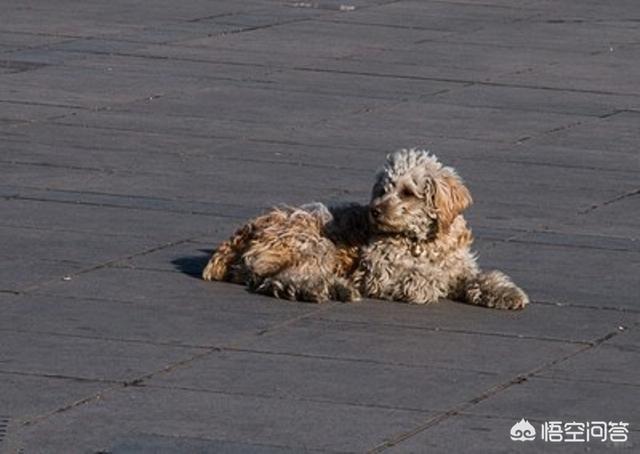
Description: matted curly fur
xmin=203 ymin=149 xmax=529 ymax=310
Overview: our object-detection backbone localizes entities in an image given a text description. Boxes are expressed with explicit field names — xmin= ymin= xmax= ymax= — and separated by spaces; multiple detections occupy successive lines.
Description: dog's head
xmin=369 ymin=149 xmax=472 ymax=240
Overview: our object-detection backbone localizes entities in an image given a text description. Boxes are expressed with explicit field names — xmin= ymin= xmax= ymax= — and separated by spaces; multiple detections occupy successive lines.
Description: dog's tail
xmin=202 ymin=223 xmax=254 ymax=283
xmin=202 ymin=207 xmax=303 ymax=283
xmin=463 ymin=270 xmax=529 ymax=310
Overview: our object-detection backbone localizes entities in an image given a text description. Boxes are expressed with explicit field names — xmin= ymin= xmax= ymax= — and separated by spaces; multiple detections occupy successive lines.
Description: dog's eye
xmin=400 ymin=188 xmax=415 ymax=198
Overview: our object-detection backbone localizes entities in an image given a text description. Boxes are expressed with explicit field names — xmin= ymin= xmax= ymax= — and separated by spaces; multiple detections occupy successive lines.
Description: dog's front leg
xmin=359 ymin=263 xmax=447 ymax=304
xmin=462 ymin=270 xmax=529 ymax=310
xmin=393 ymin=266 xmax=450 ymax=304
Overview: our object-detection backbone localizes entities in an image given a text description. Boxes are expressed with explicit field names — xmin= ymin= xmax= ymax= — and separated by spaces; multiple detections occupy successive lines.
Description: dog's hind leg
xmin=251 ymin=273 xmax=360 ymax=303
xmin=202 ymin=223 xmax=254 ymax=283
xmin=251 ymin=273 xmax=331 ymax=303
xmin=462 ymin=270 xmax=529 ymax=310
xmin=203 ymin=209 xmax=297 ymax=283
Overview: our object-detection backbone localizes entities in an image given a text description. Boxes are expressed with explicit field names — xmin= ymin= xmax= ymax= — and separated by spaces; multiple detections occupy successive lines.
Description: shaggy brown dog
xmin=203 ymin=149 xmax=529 ymax=310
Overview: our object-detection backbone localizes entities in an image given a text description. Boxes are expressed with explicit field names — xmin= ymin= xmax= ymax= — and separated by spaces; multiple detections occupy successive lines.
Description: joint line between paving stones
xmin=289 ymin=66 xmax=640 ymax=98
xmin=31 ymin=46 xmax=640 ymax=99
xmin=534 ymin=299 xmax=640 ymax=314
xmin=7 ymin=195 xmax=246 ymax=220
xmin=310 ymin=316 xmax=591 ymax=346
xmin=0 ymin=183 xmax=244 ymax=205
xmin=515 ymin=110 xmax=619 ymax=144
xmin=0 ymin=90 xmax=169 ymax=132
xmin=0 ymin=327 xmax=215 ymax=350
xmin=17 ymin=236 xmax=201 ymax=295
xmin=367 ymin=328 xmax=624 ymax=452
xmin=1 ymin=151 xmax=375 ymax=175
xmin=0 ymin=369 xmax=122 ymax=385
xmin=139 ymin=382 xmax=431 ymax=415
xmin=529 ymin=374 xmax=640 ymax=389
xmin=579 ymin=187 xmax=640 ymax=214
xmin=41 ymin=116 xmax=508 ymax=147
xmin=19 ymin=347 xmax=221 ymax=427
xmin=0 ymin=220 xmax=168 ymax=240
xmin=220 ymin=346 xmax=501 ymax=376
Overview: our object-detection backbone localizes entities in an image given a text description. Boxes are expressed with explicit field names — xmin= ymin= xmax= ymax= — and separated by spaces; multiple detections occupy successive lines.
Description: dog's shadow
xmin=172 ymin=249 xmax=212 ymax=278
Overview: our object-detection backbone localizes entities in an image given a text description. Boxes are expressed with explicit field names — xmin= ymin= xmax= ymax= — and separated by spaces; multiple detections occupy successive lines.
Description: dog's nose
xmin=370 ymin=207 xmax=382 ymax=219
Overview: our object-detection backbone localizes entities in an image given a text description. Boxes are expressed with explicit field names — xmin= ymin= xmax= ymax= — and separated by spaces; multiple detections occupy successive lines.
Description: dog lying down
xmin=203 ymin=149 xmax=528 ymax=310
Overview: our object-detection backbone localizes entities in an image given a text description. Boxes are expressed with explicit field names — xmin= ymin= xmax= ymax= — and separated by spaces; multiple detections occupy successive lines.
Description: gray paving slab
xmin=258 ymin=67 xmax=460 ymax=101
xmin=0 ymin=372 xmax=107 ymax=421
xmin=528 ymin=0 xmax=640 ymax=20
xmin=0 ymin=100 xmax=79 ymax=123
xmin=0 ymin=224 xmax=160 ymax=263
xmin=27 ymin=263 xmax=319 ymax=313
xmin=317 ymin=298 xmax=638 ymax=344
xmin=3 ymin=186 xmax=260 ymax=223
xmin=13 ymin=385 xmax=433 ymax=453
xmin=146 ymin=348 xmax=503 ymax=413
xmin=455 ymin=154 xmax=638 ymax=196
xmin=0 ymin=256 xmax=86 ymax=293
xmin=231 ymin=317 xmax=584 ymax=376
xmin=490 ymin=48 xmax=640 ymax=96
xmin=537 ymin=343 xmax=640 ymax=387
xmin=429 ymin=83 xmax=635 ymax=117
xmin=0 ymin=0 xmax=267 ymax=36
xmin=1 ymin=63 xmax=202 ymax=108
xmin=319 ymin=101 xmax=597 ymax=144
xmin=135 ymin=26 xmax=586 ymax=86
xmin=106 ymin=434 xmax=314 ymax=454
xmin=0 ymin=31 xmax=76 ymax=52
xmin=0 ymin=329 xmax=206 ymax=382
xmin=1 ymin=198 xmax=231 ymax=240
xmin=1 ymin=52 xmax=287 ymax=109
xmin=3 ymin=285 xmax=321 ymax=347
xmin=605 ymin=326 xmax=640 ymax=348
xmin=0 ymin=149 xmax=374 ymax=208
xmin=166 ymin=18 xmax=450 ymax=61
xmin=533 ymin=110 xmax=640 ymax=153
xmin=320 ymin=0 xmax=538 ymax=32
xmin=574 ymin=194 xmax=640 ymax=240
xmin=445 ymin=19 xmax=640 ymax=53
xmin=467 ymin=375 xmax=640 ymax=423
xmin=477 ymin=235 xmax=640 ymax=310
xmin=496 ymin=229 xmax=640 ymax=253
xmin=113 ymin=241 xmax=240 ymax=275
xmin=0 ymin=119 xmax=234 ymax=154
xmin=299 ymin=44 xmax=605 ymax=90
xmin=108 ymin=81 xmax=388 ymax=127
xmin=462 ymin=142 xmax=639 ymax=174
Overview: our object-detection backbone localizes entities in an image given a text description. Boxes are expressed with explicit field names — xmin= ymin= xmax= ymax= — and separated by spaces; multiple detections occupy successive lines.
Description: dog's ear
xmin=434 ymin=170 xmax=472 ymax=233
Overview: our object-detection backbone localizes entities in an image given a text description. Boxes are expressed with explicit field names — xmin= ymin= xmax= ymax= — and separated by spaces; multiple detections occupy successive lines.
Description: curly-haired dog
xmin=202 ymin=149 xmax=529 ymax=310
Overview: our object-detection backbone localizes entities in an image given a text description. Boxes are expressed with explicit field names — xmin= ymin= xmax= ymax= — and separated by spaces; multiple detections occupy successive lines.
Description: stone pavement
xmin=1 ymin=0 xmax=639 ymax=452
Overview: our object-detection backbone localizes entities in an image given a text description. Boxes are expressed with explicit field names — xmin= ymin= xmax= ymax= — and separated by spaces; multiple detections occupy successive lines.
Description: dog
xmin=202 ymin=149 xmax=529 ymax=310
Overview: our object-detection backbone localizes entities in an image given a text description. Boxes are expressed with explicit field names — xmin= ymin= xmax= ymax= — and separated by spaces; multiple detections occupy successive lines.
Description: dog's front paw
xmin=492 ymin=286 xmax=529 ymax=310
xmin=466 ymin=271 xmax=529 ymax=310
